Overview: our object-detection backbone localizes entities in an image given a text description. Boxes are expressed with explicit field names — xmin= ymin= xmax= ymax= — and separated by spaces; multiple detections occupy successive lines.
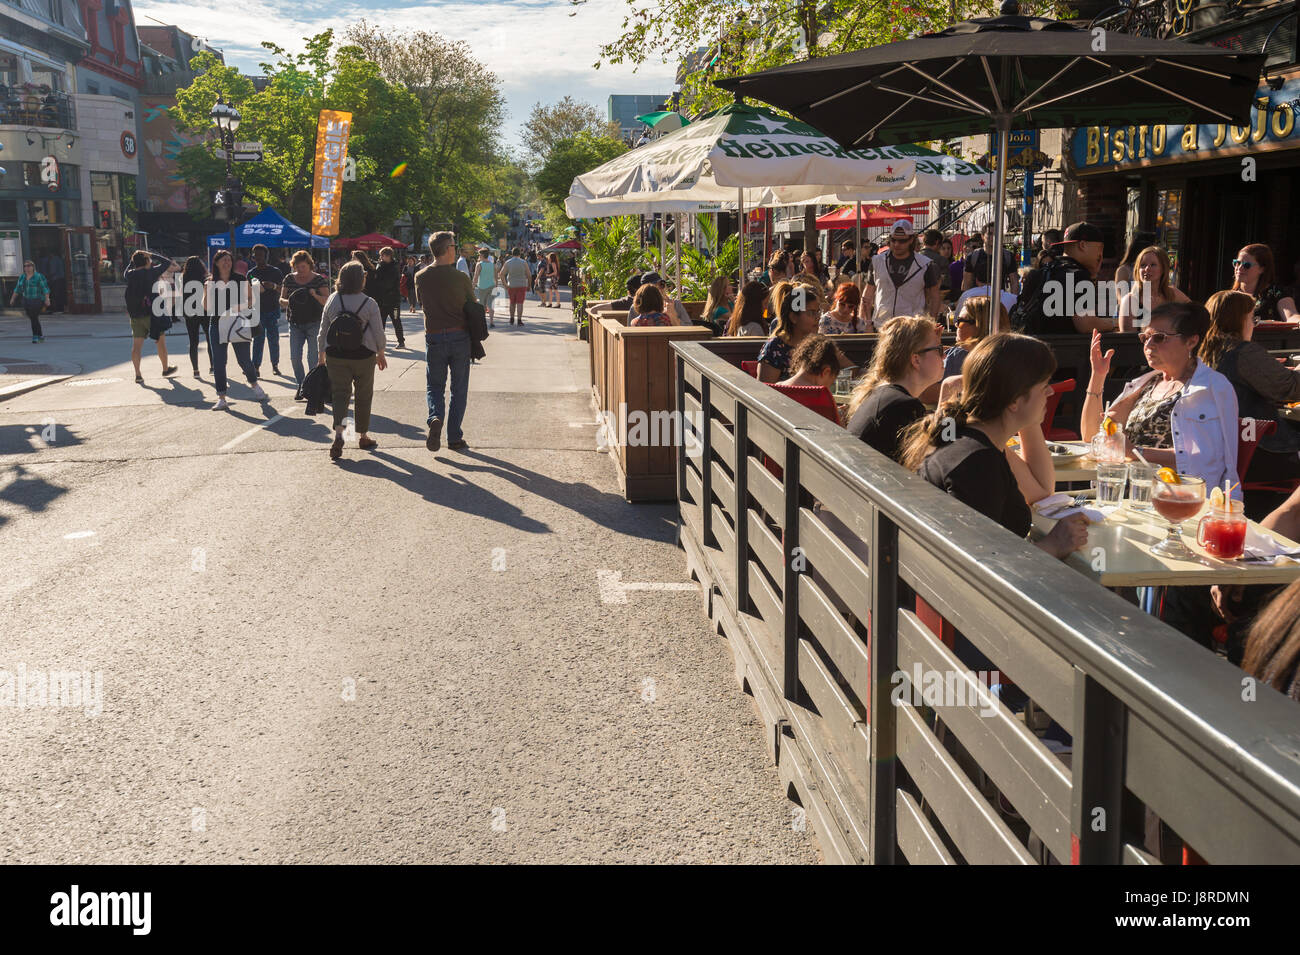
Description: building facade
xmin=1066 ymin=0 xmax=1300 ymax=298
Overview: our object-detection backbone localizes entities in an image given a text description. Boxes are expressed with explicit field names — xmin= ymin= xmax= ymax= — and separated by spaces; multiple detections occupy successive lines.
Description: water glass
xmin=1127 ymin=462 xmax=1156 ymax=511
xmin=1095 ymin=463 xmax=1128 ymax=511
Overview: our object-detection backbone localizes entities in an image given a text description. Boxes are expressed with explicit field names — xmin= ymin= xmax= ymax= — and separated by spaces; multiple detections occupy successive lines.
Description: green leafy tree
xmin=522 ymin=96 xmax=620 ymax=168
xmin=534 ymin=131 xmax=628 ymax=224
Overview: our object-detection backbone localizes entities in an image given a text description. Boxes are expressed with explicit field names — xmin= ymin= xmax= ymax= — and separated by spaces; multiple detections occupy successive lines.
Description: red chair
xmin=741 ymin=360 xmax=760 ymax=378
xmin=1040 ymin=378 xmax=1078 ymax=441
xmin=761 ymin=383 xmax=842 ymax=479
xmin=1237 ymin=417 xmax=1276 ymax=488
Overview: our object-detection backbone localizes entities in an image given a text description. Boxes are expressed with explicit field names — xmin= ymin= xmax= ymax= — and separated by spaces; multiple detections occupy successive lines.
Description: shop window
xmin=1155 ymin=188 xmax=1183 ymax=285
xmin=30 ymin=68 xmax=64 ymax=93
xmin=27 ymin=200 xmax=64 ymax=224
xmin=0 ymin=200 xmax=17 ymax=223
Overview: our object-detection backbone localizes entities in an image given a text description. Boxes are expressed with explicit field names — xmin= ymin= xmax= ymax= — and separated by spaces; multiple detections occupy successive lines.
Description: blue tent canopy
xmin=206 ymin=208 xmax=329 ymax=248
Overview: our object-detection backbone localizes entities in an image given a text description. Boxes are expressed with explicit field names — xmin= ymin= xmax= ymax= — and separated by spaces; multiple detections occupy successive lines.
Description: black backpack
xmin=1009 ymin=264 xmax=1051 ymax=333
xmin=287 ymin=281 xmax=325 ymax=325
xmin=326 ymin=294 xmax=367 ymax=350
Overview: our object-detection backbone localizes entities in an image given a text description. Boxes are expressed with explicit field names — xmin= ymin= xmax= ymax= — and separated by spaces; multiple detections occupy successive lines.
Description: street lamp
xmin=210 ymin=96 xmax=243 ymax=255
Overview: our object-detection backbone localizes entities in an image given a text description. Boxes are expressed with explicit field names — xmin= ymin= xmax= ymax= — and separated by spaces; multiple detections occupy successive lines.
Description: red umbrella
xmin=815 ymin=201 xmax=931 ymax=230
xmin=333 ymin=233 xmax=408 ymax=250
xmin=541 ymin=239 xmax=583 ymax=251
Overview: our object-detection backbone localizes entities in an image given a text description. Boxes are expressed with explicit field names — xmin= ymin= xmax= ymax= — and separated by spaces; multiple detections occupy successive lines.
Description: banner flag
xmin=311 ymin=110 xmax=352 ymax=236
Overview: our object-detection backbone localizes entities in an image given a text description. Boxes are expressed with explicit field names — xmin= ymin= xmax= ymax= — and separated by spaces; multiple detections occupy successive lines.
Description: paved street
xmin=0 ymin=294 xmax=819 ymax=864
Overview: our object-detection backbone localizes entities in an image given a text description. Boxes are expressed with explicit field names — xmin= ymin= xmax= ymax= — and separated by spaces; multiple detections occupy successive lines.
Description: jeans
xmin=24 ymin=303 xmax=43 ymax=337
xmin=288 ymin=320 xmax=320 ymax=385
xmin=185 ymin=316 xmax=210 ymax=370
xmin=327 ymin=354 xmax=377 ymax=431
xmin=252 ymin=305 xmax=281 ymax=370
xmin=425 ymin=329 xmax=471 ymax=442
xmin=208 ymin=318 xmax=258 ymax=395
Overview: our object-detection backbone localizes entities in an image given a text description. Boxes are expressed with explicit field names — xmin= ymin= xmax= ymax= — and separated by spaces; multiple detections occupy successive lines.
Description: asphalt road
xmin=0 ymin=295 xmax=820 ymax=864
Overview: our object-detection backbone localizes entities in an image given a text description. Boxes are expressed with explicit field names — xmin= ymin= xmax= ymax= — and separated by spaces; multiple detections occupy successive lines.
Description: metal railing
xmin=0 ymin=88 xmax=76 ymax=130
xmin=673 ymin=339 xmax=1300 ymax=864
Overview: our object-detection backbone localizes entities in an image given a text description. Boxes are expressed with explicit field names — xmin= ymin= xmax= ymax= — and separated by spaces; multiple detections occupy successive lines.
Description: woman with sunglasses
xmin=1117 ymin=245 xmax=1189 ymax=331
xmin=1082 ymin=301 xmax=1238 ymax=495
xmin=756 ymin=280 xmax=822 ymax=382
xmin=1229 ymin=243 xmax=1298 ymax=324
xmin=845 ymin=316 xmax=945 ymax=463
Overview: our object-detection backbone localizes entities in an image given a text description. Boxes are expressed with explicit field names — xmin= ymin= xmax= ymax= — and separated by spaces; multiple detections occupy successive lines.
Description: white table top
xmin=1032 ymin=501 xmax=1300 ymax=587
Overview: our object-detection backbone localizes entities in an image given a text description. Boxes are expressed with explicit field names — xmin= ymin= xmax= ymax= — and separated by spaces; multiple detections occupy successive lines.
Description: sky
xmin=132 ymin=0 xmax=680 ymax=155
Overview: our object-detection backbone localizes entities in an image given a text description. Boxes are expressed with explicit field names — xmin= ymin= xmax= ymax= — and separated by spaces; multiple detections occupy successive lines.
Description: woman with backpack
xmin=206 ymin=249 xmax=267 ymax=410
xmin=317 ymin=260 xmax=387 ymax=459
xmin=280 ymin=250 xmax=331 ymax=388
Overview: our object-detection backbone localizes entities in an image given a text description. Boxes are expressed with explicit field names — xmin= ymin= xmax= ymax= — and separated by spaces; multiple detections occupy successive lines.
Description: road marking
xmin=64 ymin=530 xmax=96 ymax=540
xmin=64 ymin=377 xmax=121 ymax=387
xmin=0 ymin=375 xmax=71 ymax=398
xmin=219 ymin=409 xmax=290 ymax=451
xmin=596 ymin=569 xmax=698 ymax=604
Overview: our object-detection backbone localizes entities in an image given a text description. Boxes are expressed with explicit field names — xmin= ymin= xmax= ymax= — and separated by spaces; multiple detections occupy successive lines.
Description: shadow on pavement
xmin=0 ymin=462 xmax=70 ymax=527
xmin=336 ymin=450 xmax=551 ymax=534
xmin=0 ymin=422 xmax=86 ymax=456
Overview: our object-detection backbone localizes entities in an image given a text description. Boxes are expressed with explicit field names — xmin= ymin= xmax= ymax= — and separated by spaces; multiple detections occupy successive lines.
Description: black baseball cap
xmin=625 ymin=275 xmax=642 ymax=295
xmin=1052 ymin=221 xmax=1104 ymax=246
xmin=641 ymin=271 xmax=664 ymax=285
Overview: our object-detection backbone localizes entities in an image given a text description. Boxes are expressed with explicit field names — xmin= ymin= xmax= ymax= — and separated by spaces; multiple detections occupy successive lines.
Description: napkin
xmin=1033 ymin=493 xmax=1107 ymax=524
xmin=1240 ymin=526 xmax=1300 ymax=563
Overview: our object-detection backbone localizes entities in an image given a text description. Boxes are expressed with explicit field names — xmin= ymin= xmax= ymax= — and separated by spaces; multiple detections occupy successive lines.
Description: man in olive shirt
xmin=416 ymin=231 xmax=474 ymax=452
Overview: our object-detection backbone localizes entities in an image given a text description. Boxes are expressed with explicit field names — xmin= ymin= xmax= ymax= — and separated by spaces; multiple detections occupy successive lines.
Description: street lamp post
xmin=210 ymin=96 xmax=243 ymax=258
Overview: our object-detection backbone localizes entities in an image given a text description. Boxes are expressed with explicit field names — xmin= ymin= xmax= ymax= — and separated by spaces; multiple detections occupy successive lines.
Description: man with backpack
xmin=416 ymin=231 xmax=475 ymax=452
xmin=317 ymin=260 xmax=387 ymax=459
xmin=962 ymin=223 xmax=1021 ymax=296
xmin=1010 ymin=221 xmax=1117 ymax=336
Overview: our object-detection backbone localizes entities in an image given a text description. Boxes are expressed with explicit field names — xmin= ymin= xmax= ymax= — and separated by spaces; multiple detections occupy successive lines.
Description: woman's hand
xmin=317 ymin=353 xmax=326 ymax=367
xmin=1089 ymin=329 xmax=1114 ymax=379
xmin=1037 ymin=512 xmax=1090 ymax=559
xmin=376 ymin=354 xmax=387 ymax=371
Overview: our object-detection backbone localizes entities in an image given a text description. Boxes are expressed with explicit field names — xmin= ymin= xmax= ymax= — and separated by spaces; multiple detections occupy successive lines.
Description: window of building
xmin=30 ymin=68 xmax=64 ymax=93
xmin=0 ymin=200 xmax=18 ymax=223
xmin=0 ymin=53 xmax=18 ymax=88
xmin=86 ymin=80 xmax=100 ymax=95
xmin=48 ymin=0 xmax=65 ymax=26
xmin=27 ymin=200 xmax=63 ymax=224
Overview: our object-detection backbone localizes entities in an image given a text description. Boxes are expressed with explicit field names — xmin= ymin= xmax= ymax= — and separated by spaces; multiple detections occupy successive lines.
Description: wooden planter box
xmin=591 ymin=317 xmax=712 ymax=502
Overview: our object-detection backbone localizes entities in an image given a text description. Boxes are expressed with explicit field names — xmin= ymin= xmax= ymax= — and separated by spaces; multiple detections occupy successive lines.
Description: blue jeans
xmin=425 ymin=329 xmax=471 ymax=442
xmin=288 ymin=320 xmax=320 ymax=385
xmin=208 ymin=318 xmax=258 ymax=396
xmin=252 ymin=305 xmax=281 ymax=369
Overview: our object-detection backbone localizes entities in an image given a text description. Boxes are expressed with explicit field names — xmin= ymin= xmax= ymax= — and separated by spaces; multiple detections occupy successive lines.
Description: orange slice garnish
xmin=1156 ymin=467 xmax=1180 ymax=485
xmin=1101 ymin=416 xmax=1118 ymax=436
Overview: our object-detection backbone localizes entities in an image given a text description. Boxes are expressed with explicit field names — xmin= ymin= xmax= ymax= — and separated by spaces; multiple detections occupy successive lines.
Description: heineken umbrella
xmin=565 ymin=100 xmax=916 ymax=279
xmin=636 ymin=110 xmax=689 ymax=134
xmin=717 ymin=0 xmax=1265 ymax=323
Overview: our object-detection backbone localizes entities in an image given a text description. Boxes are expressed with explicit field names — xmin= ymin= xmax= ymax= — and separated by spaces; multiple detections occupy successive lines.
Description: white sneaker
xmin=214 ymin=396 xmax=230 ymax=410
xmin=250 ymin=384 xmax=268 ymax=401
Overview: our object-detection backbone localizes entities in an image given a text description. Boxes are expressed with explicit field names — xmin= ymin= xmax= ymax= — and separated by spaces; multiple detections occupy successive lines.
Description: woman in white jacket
xmin=1081 ymin=301 xmax=1239 ymax=499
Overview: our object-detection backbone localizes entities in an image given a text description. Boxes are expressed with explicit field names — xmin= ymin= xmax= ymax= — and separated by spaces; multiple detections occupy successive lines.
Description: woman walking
xmin=543 ymin=252 xmax=560 ymax=308
xmin=317 ymin=261 xmax=387 ymax=459
xmin=280 ymin=251 xmax=331 ymax=387
xmin=9 ymin=260 xmax=50 ymax=343
xmin=179 ymin=256 xmax=211 ymax=377
xmin=124 ymin=249 xmax=177 ymax=382
xmin=207 ymin=249 xmax=267 ymax=410
xmin=372 ymin=246 xmax=405 ymax=348
xmin=472 ymin=248 xmax=497 ymax=327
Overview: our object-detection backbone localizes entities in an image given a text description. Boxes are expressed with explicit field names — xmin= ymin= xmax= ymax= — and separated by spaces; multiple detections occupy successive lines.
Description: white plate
xmin=1048 ymin=441 xmax=1089 ymax=462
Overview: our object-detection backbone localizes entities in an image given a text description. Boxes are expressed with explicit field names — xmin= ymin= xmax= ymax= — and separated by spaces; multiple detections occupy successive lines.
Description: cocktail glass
xmin=1150 ymin=475 xmax=1206 ymax=558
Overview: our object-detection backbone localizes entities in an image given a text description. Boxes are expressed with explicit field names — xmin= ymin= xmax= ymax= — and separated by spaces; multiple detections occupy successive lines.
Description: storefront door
xmin=64 ymin=227 xmax=101 ymax=313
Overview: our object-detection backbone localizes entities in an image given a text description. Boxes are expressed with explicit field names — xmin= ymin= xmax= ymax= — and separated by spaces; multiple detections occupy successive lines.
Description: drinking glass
xmin=1127 ymin=462 xmax=1156 ymax=511
xmin=1095 ymin=463 xmax=1127 ymax=511
xmin=1150 ymin=476 xmax=1206 ymax=558
xmin=1197 ymin=499 xmax=1247 ymax=559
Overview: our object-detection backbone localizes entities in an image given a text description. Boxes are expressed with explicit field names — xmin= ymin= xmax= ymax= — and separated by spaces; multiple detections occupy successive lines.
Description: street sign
xmin=215 ymin=148 xmax=263 ymax=162
xmin=234 ymin=141 xmax=262 ymax=152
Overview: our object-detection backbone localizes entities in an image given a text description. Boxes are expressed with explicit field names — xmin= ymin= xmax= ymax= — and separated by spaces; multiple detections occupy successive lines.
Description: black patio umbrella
xmin=716 ymin=0 xmax=1266 ymax=311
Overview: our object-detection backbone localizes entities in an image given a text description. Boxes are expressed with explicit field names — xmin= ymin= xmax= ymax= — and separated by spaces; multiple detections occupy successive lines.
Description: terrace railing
xmin=674 ymin=338 xmax=1300 ymax=864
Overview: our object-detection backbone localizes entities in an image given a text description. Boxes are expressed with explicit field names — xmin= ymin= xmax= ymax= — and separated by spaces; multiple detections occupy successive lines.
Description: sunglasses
xmin=1138 ymin=331 xmax=1182 ymax=345
xmin=955 ymin=316 xmax=975 ymax=325
xmin=1231 ymin=260 xmax=1255 ymax=269
xmin=915 ymin=346 xmax=944 ymax=356
xmin=890 ymin=236 xmax=912 ymax=243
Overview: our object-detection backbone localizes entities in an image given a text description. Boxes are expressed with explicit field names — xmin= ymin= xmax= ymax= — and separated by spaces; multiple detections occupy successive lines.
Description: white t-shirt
xmin=455 ymin=257 xmax=471 ymax=276
xmin=955 ymin=285 xmax=1017 ymax=317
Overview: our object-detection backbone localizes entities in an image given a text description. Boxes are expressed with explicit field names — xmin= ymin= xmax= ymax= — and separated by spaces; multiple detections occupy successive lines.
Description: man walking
xmin=416 ymin=231 xmax=474 ymax=452
xmin=497 ymin=247 xmax=531 ymax=325
xmin=248 ymin=244 xmax=284 ymax=376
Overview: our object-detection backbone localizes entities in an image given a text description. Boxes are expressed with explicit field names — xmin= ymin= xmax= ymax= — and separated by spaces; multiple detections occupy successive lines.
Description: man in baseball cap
xmin=1012 ymin=220 xmax=1116 ymax=335
xmin=862 ymin=218 xmax=941 ymax=325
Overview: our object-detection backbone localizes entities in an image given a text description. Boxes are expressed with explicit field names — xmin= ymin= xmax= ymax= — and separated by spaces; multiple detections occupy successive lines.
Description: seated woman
xmin=701 ymin=276 xmax=733 ymax=336
xmin=920 ymin=294 xmax=1004 ymax=407
xmin=1117 ymin=245 xmax=1190 ymax=331
xmin=900 ymin=334 xmax=1090 ymax=560
xmin=756 ymin=280 xmax=822 ymax=382
xmin=725 ymin=281 xmax=770 ymax=337
xmin=819 ymin=282 xmax=871 ymax=335
xmin=1200 ymin=289 xmax=1300 ymax=484
xmin=845 ymin=316 xmax=945 ymax=463
xmin=627 ymin=284 xmax=673 ymax=327
xmin=1230 ymin=242 xmax=1298 ymax=324
xmin=1082 ymin=301 xmax=1239 ymax=495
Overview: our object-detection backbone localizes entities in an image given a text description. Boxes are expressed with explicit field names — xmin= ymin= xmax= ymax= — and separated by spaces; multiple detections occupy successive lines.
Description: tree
xmin=533 ymin=132 xmax=627 ymax=223
xmin=343 ymin=20 xmax=507 ymax=245
xmin=522 ymin=96 xmax=619 ymax=166
xmin=170 ymin=34 xmax=424 ymax=236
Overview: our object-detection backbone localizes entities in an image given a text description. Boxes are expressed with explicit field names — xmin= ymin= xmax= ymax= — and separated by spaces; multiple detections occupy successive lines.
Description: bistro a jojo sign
xmin=1070 ymin=78 xmax=1300 ymax=175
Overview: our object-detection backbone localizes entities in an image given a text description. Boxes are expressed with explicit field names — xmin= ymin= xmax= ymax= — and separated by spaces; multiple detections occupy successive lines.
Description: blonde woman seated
xmin=756 ymin=280 xmax=823 ymax=382
xmin=920 ymin=294 xmax=1004 ymax=405
xmin=1117 ymin=245 xmax=1190 ymax=331
xmin=844 ymin=315 xmax=945 ymax=463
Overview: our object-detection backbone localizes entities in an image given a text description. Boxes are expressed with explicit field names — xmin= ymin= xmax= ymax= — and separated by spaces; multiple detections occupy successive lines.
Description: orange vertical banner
xmin=311 ymin=109 xmax=352 ymax=237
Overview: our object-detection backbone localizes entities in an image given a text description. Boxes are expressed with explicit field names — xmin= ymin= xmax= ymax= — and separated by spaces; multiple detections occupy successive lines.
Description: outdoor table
xmin=1053 ymin=452 xmax=1099 ymax=484
xmin=1032 ymin=501 xmax=1300 ymax=588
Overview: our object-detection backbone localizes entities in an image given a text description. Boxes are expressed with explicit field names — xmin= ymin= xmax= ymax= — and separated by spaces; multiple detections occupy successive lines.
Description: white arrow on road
xmin=596 ymin=570 xmax=698 ymax=604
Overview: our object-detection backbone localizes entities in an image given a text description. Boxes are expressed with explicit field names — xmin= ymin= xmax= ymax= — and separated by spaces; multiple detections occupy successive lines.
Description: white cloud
xmin=132 ymin=0 xmax=679 ymax=152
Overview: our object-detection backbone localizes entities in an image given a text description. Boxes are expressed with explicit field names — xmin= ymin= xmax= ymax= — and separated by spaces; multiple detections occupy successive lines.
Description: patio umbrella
xmin=334 ymin=232 xmax=407 ymax=251
xmin=716 ymin=0 xmax=1265 ymax=321
xmin=635 ymin=110 xmax=689 ymax=135
xmin=815 ymin=201 xmax=933 ymax=230
xmin=565 ymin=99 xmax=917 ymax=283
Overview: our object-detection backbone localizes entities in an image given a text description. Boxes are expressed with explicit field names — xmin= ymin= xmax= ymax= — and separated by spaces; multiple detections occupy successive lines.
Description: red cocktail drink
xmin=1153 ymin=494 xmax=1203 ymax=524
xmin=1198 ymin=502 xmax=1247 ymax=559
xmin=1150 ymin=475 xmax=1206 ymax=559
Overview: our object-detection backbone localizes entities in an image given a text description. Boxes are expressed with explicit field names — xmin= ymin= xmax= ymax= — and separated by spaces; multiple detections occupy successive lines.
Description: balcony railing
xmin=0 ymin=88 xmax=76 ymax=130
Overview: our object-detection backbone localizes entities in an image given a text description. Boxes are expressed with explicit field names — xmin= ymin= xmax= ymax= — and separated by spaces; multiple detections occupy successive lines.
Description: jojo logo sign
xmin=311 ymin=110 xmax=352 ymax=236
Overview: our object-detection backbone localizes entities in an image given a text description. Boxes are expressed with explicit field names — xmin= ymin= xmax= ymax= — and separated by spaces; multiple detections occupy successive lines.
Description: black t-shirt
xmin=124 ymin=261 xmax=171 ymax=318
xmin=1019 ymin=255 xmax=1097 ymax=336
xmin=248 ymin=264 xmax=283 ymax=313
xmin=283 ymin=273 xmax=330 ymax=325
xmin=920 ymin=426 xmax=1030 ymax=538
xmin=964 ymin=247 xmax=1017 ymax=289
xmin=847 ymin=383 xmax=925 ymax=463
